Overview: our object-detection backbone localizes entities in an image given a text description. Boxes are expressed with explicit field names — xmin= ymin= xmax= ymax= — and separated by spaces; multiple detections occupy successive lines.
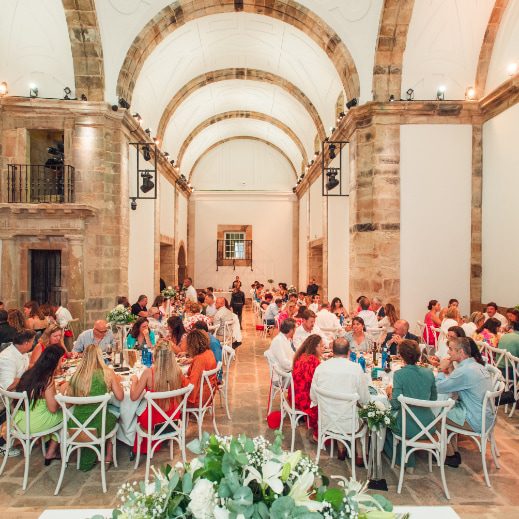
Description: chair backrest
xmin=196 ymin=362 xmax=222 ymax=410
xmin=0 ymin=342 xmax=12 ymax=353
xmin=272 ymin=365 xmax=295 ymax=413
xmin=222 ymin=344 xmax=235 ymax=369
xmin=397 ymin=395 xmax=454 ymax=445
xmin=55 ymin=393 xmax=111 ymax=444
xmin=481 ymin=380 xmax=505 ymax=436
xmin=312 ymin=385 xmax=360 ymax=438
xmin=64 ymin=318 xmax=80 ymax=341
xmin=481 ymin=344 xmax=508 ymax=370
xmin=507 ymin=352 xmax=519 ymax=397
xmin=485 ymin=364 xmax=505 ymax=390
xmin=0 ymin=387 xmax=31 ymax=440
xmin=222 ymin=321 xmax=234 ymax=347
xmin=144 ymin=384 xmax=193 ymax=438
xmin=264 ymin=350 xmax=276 ymax=380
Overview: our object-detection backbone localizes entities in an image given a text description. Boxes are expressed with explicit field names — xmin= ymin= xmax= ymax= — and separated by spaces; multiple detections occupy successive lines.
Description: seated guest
xmin=193 ymin=321 xmax=222 ymax=382
xmin=355 ymin=295 xmax=372 ymax=313
xmin=484 ymin=301 xmax=508 ymax=329
xmin=371 ymin=297 xmax=385 ymax=320
xmin=23 ymin=301 xmax=47 ymax=333
xmin=184 ymin=302 xmax=212 ymax=331
xmin=291 ymin=334 xmax=323 ymax=443
xmin=116 ymin=296 xmax=131 ymax=309
xmin=357 ymin=296 xmax=378 ymax=329
xmin=147 ymin=307 xmax=168 ymax=338
xmin=297 ymin=292 xmax=307 ymax=307
xmin=213 ymin=297 xmax=234 ymax=341
xmin=440 ymin=307 xmax=461 ymax=339
xmin=330 ymin=297 xmax=348 ymax=320
xmin=381 ymin=320 xmax=420 ymax=356
xmin=473 ymin=317 xmax=500 ymax=348
xmin=462 ymin=311 xmax=484 ymax=338
xmin=131 ymin=295 xmax=149 ymax=318
xmin=436 ymin=337 xmax=493 ymax=467
xmin=40 ymin=303 xmax=56 ymax=326
xmin=294 ymin=306 xmax=307 ymax=327
xmin=126 ymin=317 xmax=156 ymax=350
xmin=204 ymin=294 xmax=217 ymax=317
xmin=0 ymin=330 xmax=34 ymax=390
xmin=384 ymin=340 xmax=438 ymax=472
xmin=64 ymin=343 xmax=123 ymax=470
xmin=310 ymin=337 xmax=369 ymax=462
xmin=7 ymin=309 xmax=26 ymax=333
xmin=265 ymin=298 xmax=282 ymax=326
xmin=497 ymin=320 xmax=519 ymax=377
xmin=315 ymin=302 xmax=341 ymax=346
xmin=0 ymin=309 xmax=17 ymax=344
xmin=30 ymin=323 xmax=67 ymax=368
xmin=14 ymin=345 xmax=65 ymax=464
xmin=73 ymin=320 xmax=114 ymax=354
xmin=277 ymin=283 xmax=288 ymax=302
xmin=182 ymin=329 xmax=217 ymax=407
xmin=505 ymin=308 xmax=519 ymax=332
xmin=423 ymin=300 xmax=442 ymax=346
xmin=430 ymin=326 xmax=466 ymax=365
xmin=278 ymin=301 xmax=297 ymax=328
xmin=288 ymin=293 xmax=298 ymax=305
xmin=439 ymin=298 xmax=459 ymax=321
xmin=293 ymin=310 xmax=323 ymax=350
xmin=151 ymin=295 xmax=166 ymax=318
xmin=167 ymin=316 xmax=187 ymax=355
xmin=343 ymin=316 xmax=373 ymax=353
xmin=260 ymin=293 xmax=273 ymax=311
xmin=130 ymin=339 xmax=182 ymax=454
xmin=197 ymin=292 xmax=207 ymax=313
xmin=308 ymin=294 xmax=321 ymax=313
xmin=183 ymin=298 xmax=194 ymax=318
xmin=268 ymin=318 xmax=297 ymax=371
xmin=50 ymin=301 xmax=73 ymax=328
xmin=378 ymin=303 xmax=398 ymax=333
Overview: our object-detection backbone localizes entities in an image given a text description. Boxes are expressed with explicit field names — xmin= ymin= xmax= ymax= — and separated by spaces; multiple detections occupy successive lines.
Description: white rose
xmin=368 ymin=412 xmax=375 ymax=418
xmin=384 ymin=417 xmax=390 ymax=424
xmin=374 ymin=400 xmax=386 ymax=411
xmin=168 ymin=286 xmax=172 ymax=290
xmin=188 ymin=478 xmax=216 ymax=519
xmin=188 ymin=457 xmax=203 ymax=475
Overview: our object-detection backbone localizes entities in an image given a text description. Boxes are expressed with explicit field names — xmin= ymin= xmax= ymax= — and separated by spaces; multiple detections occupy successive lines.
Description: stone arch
xmin=475 ymin=0 xmax=511 ymax=99
xmin=156 ymin=69 xmax=326 ymax=143
xmin=188 ymin=137 xmax=298 ymax=183
xmin=176 ymin=111 xmax=308 ymax=171
xmin=61 ymin=0 xmax=105 ymax=101
xmin=372 ymin=0 xmax=415 ymax=103
xmin=335 ymin=91 xmax=344 ymax=120
xmin=116 ymin=0 xmax=360 ymax=104
xmin=314 ymin=134 xmax=321 ymax=155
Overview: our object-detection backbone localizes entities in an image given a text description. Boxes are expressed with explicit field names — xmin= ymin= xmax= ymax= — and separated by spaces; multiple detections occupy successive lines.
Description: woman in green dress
xmin=65 ymin=343 xmax=123 ymax=471
xmin=383 ymin=339 xmax=438 ymax=472
xmin=14 ymin=344 xmax=65 ymax=464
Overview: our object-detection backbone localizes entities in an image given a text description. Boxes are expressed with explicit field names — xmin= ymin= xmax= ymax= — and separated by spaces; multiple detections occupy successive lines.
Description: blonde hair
xmin=152 ymin=339 xmax=182 ymax=411
xmin=446 ymin=307 xmax=459 ymax=320
xmin=39 ymin=323 xmax=65 ymax=349
xmin=190 ymin=302 xmax=201 ymax=314
xmin=69 ymin=343 xmax=111 ymax=397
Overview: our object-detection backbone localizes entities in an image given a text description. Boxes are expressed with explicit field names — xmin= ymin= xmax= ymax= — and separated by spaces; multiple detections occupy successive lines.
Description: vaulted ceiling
xmin=1 ymin=0 xmax=518 ymax=191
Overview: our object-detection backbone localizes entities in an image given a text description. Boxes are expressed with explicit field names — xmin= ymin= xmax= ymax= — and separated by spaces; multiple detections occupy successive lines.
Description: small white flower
xmin=374 ymin=400 xmax=386 ymax=411
xmin=188 ymin=478 xmax=217 ymax=518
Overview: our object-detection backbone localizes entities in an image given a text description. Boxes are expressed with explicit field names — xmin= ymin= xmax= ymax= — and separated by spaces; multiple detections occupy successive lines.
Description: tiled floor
xmin=0 ymin=308 xmax=518 ymax=518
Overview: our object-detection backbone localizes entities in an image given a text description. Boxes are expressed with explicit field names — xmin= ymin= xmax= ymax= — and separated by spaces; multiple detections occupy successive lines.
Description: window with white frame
xmin=224 ymin=232 xmax=246 ymax=259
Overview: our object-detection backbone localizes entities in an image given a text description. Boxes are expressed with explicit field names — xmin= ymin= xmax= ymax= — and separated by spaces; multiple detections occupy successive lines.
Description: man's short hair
xmin=449 ymin=299 xmax=459 ymax=306
xmin=265 ymin=294 xmax=273 ymax=301
xmin=193 ymin=320 xmax=209 ymax=332
xmin=298 ymin=292 xmax=306 ymax=297
xmin=289 ymin=294 xmax=297 ymax=300
xmin=332 ymin=337 xmax=350 ymax=356
xmin=205 ymin=294 xmax=214 ymax=302
xmin=372 ymin=297 xmax=382 ymax=305
xmin=0 ymin=309 xmax=7 ymax=322
xmin=302 ymin=309 xmax=316 ymax=320
xmin=275 ymin=298 xmax=282 ymax=305
xmin=207 ymin=287 xmax=213 ymax=293
xmin=13 ymin=329 xmax=36 ymax=346
xmin=321 ymin=302 xmax=330 ymax=309
xmin=312 ymin=294 xmax=320 ymax=301
xmin=451 ymin=337 xmax=471 ymax=356
xmin=185 ymin=277 xmax=193 ymax=284
xmin=279 ymin=318 xmax=296 ymax=334
xmin=137 ymin=294 xmax=147 ymax=302
xmin=486 ymin=302 xmax=498 ymax=311
xmin=359 ymin=297 xmax=370 ymax=310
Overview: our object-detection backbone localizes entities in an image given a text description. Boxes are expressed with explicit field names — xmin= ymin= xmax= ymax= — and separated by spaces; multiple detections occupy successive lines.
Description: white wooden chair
xmin=391 ymin=395 xmax=455 ymax=499
xmin=186 ymin=362 xmax=221 ymax=440
xmin=260 ymin=308 xmax=275 ymax=338
xmin=446 ymin=380 xmax=504 ymax=487
xmin=0 ymin=388 xmax=63 ymax=490
xmin=54 ymin=393 xmax=118 ymax=494
xmin=264 ymin=350 xmax=283 ymax=416
xmin=312 ymin=386 xmax=368 ymax=480
xmin=218 ymin=345 xmax=236 ymax=419
xmin=222 ymin=320 xmax=234 ymax=349
xmin=507 ymin=352 xmax=519 ymax=418
xmin=272 ymin=365 xmax=308 ymax=452
xmin=416 ymin=320 xmax=426 ymax=344
xmin=134 ymin=384 xmax=193 ymax=482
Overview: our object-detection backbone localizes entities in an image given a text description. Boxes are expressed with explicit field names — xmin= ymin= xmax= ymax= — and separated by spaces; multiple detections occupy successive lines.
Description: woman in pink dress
xmin=423 ymin=300 xmax=441 ymax=346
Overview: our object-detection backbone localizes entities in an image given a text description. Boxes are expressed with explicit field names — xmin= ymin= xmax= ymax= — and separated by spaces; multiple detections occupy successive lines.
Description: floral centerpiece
xmin=287 ymin=285 xmax=297 ymax=295
xmin=101 ymin=432 xmax=394 ymax=519
xmin=358 ymin=401 xmax=397 ymax=432
xmin=162 ymin=286 xmax=178 ymax=299
xmin=106 ymin=305 xmax=136 ymax=326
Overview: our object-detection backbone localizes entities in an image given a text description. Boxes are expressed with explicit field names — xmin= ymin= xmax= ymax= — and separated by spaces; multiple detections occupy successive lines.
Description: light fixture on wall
xmin=141 ymin=145 xmax=151 ymax=162
xmin=163 ymin=151 xmax=170 ymax=158
xmin=154 ymin=138 xmax=160 ymax=146
xmin=130 ymin=197 xmax=137 ymax=210
xmin=111 ymin=105 xmax=118 ymax=111
xmin=465 ymin=86 xmax=476 ymax=100
xmin=29 ymin=84 xmax=38 ymax=97
xmin=140 ymin=171 xmax=155 ymax=193
xmin=0 ymin=82 xmax=7 ymax=96
xmin=133 ymin=113 xmax=142 ymax=124
xmin=170 ymin=159 xmax=175 ymax=166
xmin=129 ymin=142 xmax=157 ymax=209
xmin=436 ymin=86 xmax=445 ymax=101
xmin=325 ymin=169 xmax=340 ymax=191
xmin=508 ymin=62 xmax=518 ymax=76
xmin=406 ymin=88 xmax=414 ymax=101
xmin=337 ymin=111 xmax=345 ymax=122
xmin=346 ymin=97 xmax=358 ymax=110
xmin=328 ymin=143 xmax=336 ymax=160
xmin=63 ymin=87 xmax=72 ymax=99
xmin=389 ymin=95 xmax=395 ymax=102
xmin=330 ymin=126 xmax=336 ymax=133
xmin=322 ymin=140 xmax=349 ymax=197
xmin=145 ymin=128 xmax=151 ymax=135
xmin=118 ymin=97 xmax=130 ymax=109
xmin=81 ymin=94 xmax=87 ymax=101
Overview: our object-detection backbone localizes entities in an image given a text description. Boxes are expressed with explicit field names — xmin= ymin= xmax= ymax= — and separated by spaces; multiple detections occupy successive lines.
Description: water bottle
xmin=381 ymin=347 xmax=388 ymax=369
xmin=358 ymin=355 xmax=366 ymax=372
xmin=350 ymin=346 xmax=357 ymax=363
xmin=340 ymin=315 xmax=344 ymax=326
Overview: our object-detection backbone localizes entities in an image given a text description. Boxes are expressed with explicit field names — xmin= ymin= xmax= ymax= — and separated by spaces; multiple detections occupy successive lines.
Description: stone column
xmin=470 ymin=125 xmax=483 ymax=312
xmin=67 ymin=235 xmax=86 ymax=327
xmin=187 ymin=197 xmax=195 ymax=279
xmin=0 ymin=238 xmax=18 ymax=308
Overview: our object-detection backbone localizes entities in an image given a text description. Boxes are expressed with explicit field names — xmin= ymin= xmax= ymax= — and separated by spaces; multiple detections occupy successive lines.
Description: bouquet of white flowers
xmin=287 ymin=285 xmax=297 ymax=295
xmin=358 ymin=401 xmax=397 ymax=432
xmin=106 ymin=305 xmax=136 ymax=326
xmin=161 ymin=286 xmax=178 ymax=299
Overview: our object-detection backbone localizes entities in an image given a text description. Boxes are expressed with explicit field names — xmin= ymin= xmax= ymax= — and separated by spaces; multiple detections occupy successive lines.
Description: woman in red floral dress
xmin=291 ymin=334 xmax=324 ymax=442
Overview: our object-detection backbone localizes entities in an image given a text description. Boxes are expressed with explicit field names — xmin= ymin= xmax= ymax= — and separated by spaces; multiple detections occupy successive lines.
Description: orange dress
xmin=182 ymin=349 xmax=217 ymax=407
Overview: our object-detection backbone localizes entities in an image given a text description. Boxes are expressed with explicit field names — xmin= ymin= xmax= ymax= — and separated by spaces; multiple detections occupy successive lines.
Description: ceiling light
xmin=63 ymin=87 xmax=71 ymax=99
xmin=141 ymin=145 xmax=151 ymax=162
xmin=145 ymin=128 xmax=151 ymax=135
xmin=465 ymin=86 xmax=476 ymax=100
xmin=406 ymin=88 xmax=414 ymax=101
xmin=170 ymin=159 xmax=175 ymax=166
xmin=325 ymin=169 xmax=339 ymax=191
xmin=436 ymin=86 xmax=445 ymax=101
xmin=508 ymin=62 xmax=518 ymax=76
xmin=328 ymin=143 xmax=337 ymax=160
xmin=154 ymin=138 xmax=160 ymax=146
xmin=0 ymin=82 xmax=7 ymax=96
xmin=133 ymin=113 xmax=142 ymax=124
xmin=29 ymin=84 xmax=38 ymax=97
xmin=111 ymin=105 xmax=118 ymax=111
xmin=118 ymin=97 xmax=130 ymax=109
xmin=330 ymin=126 xmax=336 ymax=133
xmin=163 ymin=152 xmax=170 ymax=158
xmin=346 ymin=98 xmax=358 ymax=110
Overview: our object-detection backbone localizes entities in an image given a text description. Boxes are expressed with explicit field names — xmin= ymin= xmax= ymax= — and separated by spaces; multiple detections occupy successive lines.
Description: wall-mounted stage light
xmin=164 ymin=152 xmax=170 ymax=158
xmin=129 ymin=142 xmax=158 ymax=209
xmin=436 ymin=86 xmax=445 ymax=101
xmin=154 ymin=138 xmax=160 ymax=146
xmin=130 ymin=197 xmax=137 ymax=210
xmin=325 ymin=169 xmax=340 ymax=191
xmin=140 ymin=171 xmax=155 ymax=193
xmin=133 ymin=113 xmax=142 ymax=124
xmin=328 ymin=143 xmax=337 ymax=160
xmin=322 ymin=140 xmax=349 ymax=197
xmin=145 ymin=128 xmax=151 ymax=135
xmin=465 ymin=87 xmax=476 ymax=100
xmin=111 ymin=105 xmax=118 ymax=111
xmin=0 ymin=82 xmax=7 ymax=96
xmin=63 ymin=87 xmax=72 ymax=99
xmin=29 ymin=84 xmax=38 ymax=97
xmin=118 ymin=97 xmax=130 ymax=109
xmin=141 ymin=145 xmax=151 ymax=162
xmin=81 ymin=94 xmax=87 ymax=101
xmin=346 ymin=98 xmax=358 ymax=109
xmin=406 ymin=89 xmax=414 ymax=101
xmin=170 ymin=159 xmax=175 ymax=166
xmin=389 ymin=95 xmax=395 ymax=102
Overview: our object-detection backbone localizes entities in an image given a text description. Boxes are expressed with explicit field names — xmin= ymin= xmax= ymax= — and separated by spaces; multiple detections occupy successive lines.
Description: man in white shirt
xmin=184 ymin=277 xmax=198 ymax=302
xmin=308 ymin=294 xmax=321 ymax=313
xmin=484 ymin=302 xmax=508 ymax=328
xmin=267 ymin=318 xmax=297 ymax=372
xmin=357 ymin=296 xmax=378 ymax=329
xmin=51 ymin=302 xmax=73 ymax=327
xmin=293 ymin=309 xmax=323 ymax=350
xmin=310 ymin=337 xmax=369 ymax=464
xmin=147 ymin=307 xmax=168 ymax=338
xmin=315 ymin=302 xmax=341 ymax=346
xmin=204 ymin=294 xmax=217 ymax=317
xmin=213 ymin=297 xmax=234 ymax=340
xmin=0 ymin=330 xmax=34 ymax=390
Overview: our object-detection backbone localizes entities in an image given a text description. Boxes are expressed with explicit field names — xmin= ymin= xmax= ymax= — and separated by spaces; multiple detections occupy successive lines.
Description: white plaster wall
xmin=159 ymin=174 xmax=175 ymax=239
xmin=485 ymin=0 xmax=519 ymax=94
xmin=309 ymin=177 xmax=323 ymax=240
xmin=128 ymin=145 xmax=156 ymax=303
xmin=190 ymin=140 xmax=295 ymax=191
xmin=192 ymin=192 xmax=295 ymax=292
xmin=0 ymin=0 xmax=75 ymax=99
xmin=299 ymin=192 xmax=309 ymax=292
xmin=482 ymin=103 xmax=519 ymax=306
xmin=400 ymin=125 xmax=472 ymax=334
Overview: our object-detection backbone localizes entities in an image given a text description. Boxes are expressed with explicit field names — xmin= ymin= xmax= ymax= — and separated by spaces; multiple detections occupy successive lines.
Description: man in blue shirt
xmin=193 ymin=321 xmax=222 ymax=382
xmin=265 ymin=298 xmax=282 ymax=326
xmin=73 ymin=320 xmax=114 ymax=353
xmin=436 ymin=337 xmax=493 ymax=467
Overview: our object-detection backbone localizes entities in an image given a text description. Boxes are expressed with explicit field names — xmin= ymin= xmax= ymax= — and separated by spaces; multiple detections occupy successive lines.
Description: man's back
xmin=358 ymin=310 xmax=378 ymax=329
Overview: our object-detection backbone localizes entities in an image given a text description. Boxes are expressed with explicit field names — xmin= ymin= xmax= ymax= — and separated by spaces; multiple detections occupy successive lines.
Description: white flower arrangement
xmin=287 ymin=285 xmax=297 ymax=295
xmin=106 ymin=305 xmax=136 ymax=326
xmin=359 ymin=401 xmax=397 ymax=432
xmin=161 ymin=286 xmax=178 ymax=299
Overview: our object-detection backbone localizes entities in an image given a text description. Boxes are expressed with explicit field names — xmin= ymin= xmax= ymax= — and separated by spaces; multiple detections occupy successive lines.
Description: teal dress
xmin=70 ymin=369 xmax=117 ymax=471
xmin=384 ymin=364 xmax=438 ymax=468
xmin=126 ymin=331 xmax=156 ymax=349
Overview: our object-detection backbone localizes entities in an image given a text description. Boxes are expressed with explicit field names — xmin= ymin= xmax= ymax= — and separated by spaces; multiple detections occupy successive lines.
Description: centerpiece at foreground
xmin=101 ymin=432 xmax=395 ymax=519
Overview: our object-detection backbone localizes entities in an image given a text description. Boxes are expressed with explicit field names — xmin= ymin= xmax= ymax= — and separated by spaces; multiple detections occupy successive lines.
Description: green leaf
xmin=244 ymin=438 xmax=255 ymax=453
xmin=321 ymin=474 xmax=329 ymax=487
xmin=235 ymin=453 xmax=250 ymax=465
xmin=204 ymin=431 xmax=214 ymax=443
xmin=218 ymin=481 xmax=232 ymax=498
xmin=372 ymin=494 xmax=393 ymax=512
xmin=270 ymin=496 xmax=296 ymax=519
xmin=182 ymin=472 xmax=193 ymax=494
xmin=168 ymin=470 xmax=180 ymax=490
xmin=232 ymin=486 xmax=254 ymax=506
xmin=230 ymin=437 xmax=244 ymax=457
xmin=291 ymin=507 xmax=323 ymax=518
xmin=187 ymin=438 xmax=203 ymax=454
xmin=323 ymin=489 xmax=344 ymax=512
xmin=112 ymin=511 xmax=122 ymax=519
xmin=280 ymin=462 xmax=291 ymax=482
xmin=91 ymin=515 xmax=105 ymax=519
xmin=254 ymin=502 xmax=270 ymax=519
xmin=169 ymin=494 xmax=185 ymax=515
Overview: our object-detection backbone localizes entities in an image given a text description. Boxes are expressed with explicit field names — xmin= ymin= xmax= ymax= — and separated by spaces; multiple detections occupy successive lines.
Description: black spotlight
xmin=81 ymin=94 xmax=87 ymax=101
xmin=170 ymin=159 xmax=175 ymax=166
xmin=292 ymin=187 xmax=297 ymax=193
xmin=346 ymin=98 xmax=358 ymax=110
xmin=144 ymin=128 xmax=151 ymax=135
xmin=164 ymin=152 xmax=170 ymax=158
xmin=45 ymin=143 xmax=64 ymax=168
xmin=64 ymin=87 xmax=71 ymax=99
xmin=130 ymin=198 xmax=137 ymax=210
xmin=118 ymin=97 xmax=130 ymax=109
xmin=389 ymin=95 xmax=395 ymax=102
xmin=140 ymin=171 xmax=154 ymax=193
xmin=111 ymin=105 xmax=118 ymax=111
xmin=328 ymin=143 xmax=337 ymax=160
xmin=141 ymin=145 xmax=151 ymax=162
xmin=406 ymin=88 xmax=414 ymax=101
xmin=325 ymin=169 xmax=340 ymax=191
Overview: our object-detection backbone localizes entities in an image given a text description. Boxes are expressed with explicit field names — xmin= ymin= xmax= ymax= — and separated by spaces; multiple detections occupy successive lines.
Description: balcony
xmin=216 ymin=239 xmax=253 ymax=270
xmin=7 ymin=164 xmax=75 ymax=203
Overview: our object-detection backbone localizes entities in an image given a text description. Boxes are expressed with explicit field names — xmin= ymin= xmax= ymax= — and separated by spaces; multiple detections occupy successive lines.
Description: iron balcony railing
xmin=216 ymin=239 xmax=253 ymax=270
xmin=7 ymin=164 xmax=75 ymax=203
